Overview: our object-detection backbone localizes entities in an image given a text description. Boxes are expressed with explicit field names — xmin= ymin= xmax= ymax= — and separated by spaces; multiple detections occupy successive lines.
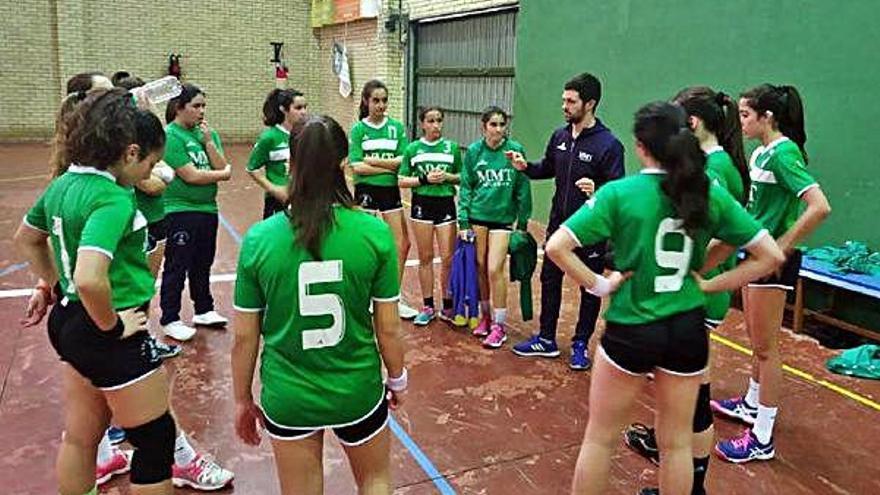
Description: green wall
xmin=513 ymin=0 xmax=880 ymax=248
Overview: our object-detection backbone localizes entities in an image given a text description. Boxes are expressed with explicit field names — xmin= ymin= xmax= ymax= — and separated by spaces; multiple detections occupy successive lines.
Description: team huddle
xmin=13 ymin=69 xmax=830 ymax=495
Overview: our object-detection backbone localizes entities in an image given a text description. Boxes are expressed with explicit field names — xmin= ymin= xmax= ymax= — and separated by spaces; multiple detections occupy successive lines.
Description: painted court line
xmin=710 ymin=333 xmax=880 ymax=413
xmin=0 ymin=272 xmax=240 ymax=299
xmin=220 ymin=212 xmax=457 ymax=494
xmin=389 ymin=417 xmax=457 ymax=494
xmin=218 ymin=212 xmax=243 ymax=244
xmin=0 ymin=174 xmax=46 ymax=183
xmin=0 ymin=262 xmax=29 ymax=278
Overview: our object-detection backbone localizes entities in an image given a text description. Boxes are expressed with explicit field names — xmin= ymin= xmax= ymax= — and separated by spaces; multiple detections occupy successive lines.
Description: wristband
xmin=153 ymin=163 xmax=175 ymax=184
xmin=586 ymin=274 xmax=612 ymax=297
xmin=385 ymin=368 xmax=408 ymax=392
xmin=418 ymin=174 xmax=429 ymax=186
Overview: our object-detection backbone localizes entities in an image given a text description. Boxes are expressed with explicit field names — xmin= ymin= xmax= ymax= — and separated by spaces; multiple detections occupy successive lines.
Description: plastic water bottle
xmin=138 ymin=76 xmax=183 ymax=105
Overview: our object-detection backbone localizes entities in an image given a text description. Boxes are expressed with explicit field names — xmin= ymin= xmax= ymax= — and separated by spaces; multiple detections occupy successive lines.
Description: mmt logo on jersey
xmin=187 ymin=150 xmax=210 ymax=167
xmin=476 ymin=168 xmax=515 ymax=186
xmin=419 ymin=163 xmax=448 ymax=174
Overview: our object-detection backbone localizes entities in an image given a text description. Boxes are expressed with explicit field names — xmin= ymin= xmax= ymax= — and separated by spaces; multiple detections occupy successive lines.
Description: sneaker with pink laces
xmin=715 ymin=428 xmax=775 ymax=463
xmin=472 ymin=317 xmax=491 ymax=337
xmin=172 ymin=453 xmax=235 ymax=491
xmin=96 ymin=447 xmax=132 ymax=486
xmin=482 ymin=323 xmax=507 ymax=348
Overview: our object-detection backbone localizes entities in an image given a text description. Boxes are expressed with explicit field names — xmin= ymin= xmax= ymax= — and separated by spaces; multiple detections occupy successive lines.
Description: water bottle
xmin=138 ymin=76 xmax=183 ymax=105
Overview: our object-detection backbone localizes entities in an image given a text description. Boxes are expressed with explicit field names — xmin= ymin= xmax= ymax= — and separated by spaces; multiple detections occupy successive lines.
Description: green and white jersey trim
xmin=749 ymin=137 xmax=818 ymax=197
xmin=268 ymin=125 xmax=291 ymax=162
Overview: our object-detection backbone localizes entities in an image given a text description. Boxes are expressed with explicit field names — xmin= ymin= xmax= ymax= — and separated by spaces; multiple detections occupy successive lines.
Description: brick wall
xmin=310 ymin=4 xmax=405 ymax=134
xmin=0 ymin=0 xmax=318 ymax=142
xmin=0 ymin=0 xmax=517 ymax=141
xmin=0 ymin=0 xmax=62 ymax=140
xmin=310 ymin=0 xmax=516 ymax=133
xmin=407 ymin=0 xmax=517 ymax=20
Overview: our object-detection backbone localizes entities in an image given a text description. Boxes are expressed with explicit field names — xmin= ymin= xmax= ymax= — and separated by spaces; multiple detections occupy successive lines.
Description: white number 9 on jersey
xmin=299 ymin=260 xmax=345 ymax=349
xmin=654 ymin=218 xmax=694 ymax=293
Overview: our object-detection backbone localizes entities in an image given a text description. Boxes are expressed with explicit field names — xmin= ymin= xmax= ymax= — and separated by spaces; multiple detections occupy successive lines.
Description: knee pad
xmin=693 ymin=383 xmax=713 ymax=433
xmin=125 ymin=411 xmax=176 ymax=484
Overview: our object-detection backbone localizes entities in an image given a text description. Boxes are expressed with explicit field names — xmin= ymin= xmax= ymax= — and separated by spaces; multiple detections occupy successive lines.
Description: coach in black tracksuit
xmin=509 ymin=73 xmax=624 ymax=370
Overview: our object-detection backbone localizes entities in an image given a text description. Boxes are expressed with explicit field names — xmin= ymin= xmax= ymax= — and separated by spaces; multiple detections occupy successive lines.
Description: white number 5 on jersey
xmin=299 ymin=260 xmax=345 ymax=349
xmin=654 ymin=218 xmax=694 ymax=293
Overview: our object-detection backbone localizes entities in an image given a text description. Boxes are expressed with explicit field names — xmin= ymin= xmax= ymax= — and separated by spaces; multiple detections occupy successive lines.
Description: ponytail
xmin=741 ymin=84 xmax=808 ymax=163
xmin=634 ymin=102 xmax=709 ymax=236
xmin=262 ymin=88 xmax=302 ymax=126
xmin=673 ymin=86 xmax=748 ymax=204
xmin=715 ymin=91 xmax=749 ymax=200
xmin=287 ymin=115 xmax=354 ymax=259
xmin=778 ymin=85 xmax=807 ymax=162
xmin=50 ymin=91 xmax=90 ymax=177
xmin=662 ymin=130 xmax=710 ymax=236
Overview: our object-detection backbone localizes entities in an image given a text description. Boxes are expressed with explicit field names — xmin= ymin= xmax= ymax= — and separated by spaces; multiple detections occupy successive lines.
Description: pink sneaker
xmin=472 ymin=317 xmax=491 ymax=337
xmin=172 ymin=453 xmax=235 ymax=491
xmin=482 ymin=323 xmax=507 ymax=348
xmin=96 ymin=447 xmax=132 ymax=486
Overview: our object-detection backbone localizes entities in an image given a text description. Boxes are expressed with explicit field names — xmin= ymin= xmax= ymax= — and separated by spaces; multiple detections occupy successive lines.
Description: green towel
xmin=807 ymin=241 xmax=880 ymax=276
xmin=508 ymin=231 xmax=537 ymax=321
xmin=826 ymin=344 xmax=880 ymax=380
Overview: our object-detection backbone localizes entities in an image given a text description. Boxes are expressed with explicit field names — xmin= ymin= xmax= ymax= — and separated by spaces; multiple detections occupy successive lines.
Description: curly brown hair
xmin=64 ymin=88 xmax=138 ymax=170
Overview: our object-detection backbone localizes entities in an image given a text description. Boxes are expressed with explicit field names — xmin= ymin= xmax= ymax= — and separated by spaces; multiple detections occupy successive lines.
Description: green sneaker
xmin=413 ymin=307 xmax=436 ymax=326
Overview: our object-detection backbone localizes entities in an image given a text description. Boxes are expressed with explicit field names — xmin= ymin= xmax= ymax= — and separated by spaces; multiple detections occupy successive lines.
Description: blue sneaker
xmin=512 ymin=335 xmax=560 ymax=357
xmin=413 ymin=307 xmax=436 ymax=327
xmin=569 ymin=340 xmax=591 ymax=370
xmin=107 ymin=425 xmax=126 ymax=445
xmin=715 ymin=429 xmax=775 ymax=463
xmin=710 ymin=396 xmax=757 ymax=425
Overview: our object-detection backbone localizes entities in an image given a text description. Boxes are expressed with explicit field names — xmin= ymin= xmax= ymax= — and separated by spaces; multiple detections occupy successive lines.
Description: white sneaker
xmin=192 ymin=310 xmax=228 ymax=327
xmin=163 ymin=320 xmax=197 ymax=341
xmin=96 ymin=447 xmax=132 ymax=486
xmin=398 ymin=302 xmax=419 ymax=320
xmin=172 ymin=453 xmax=235 ymax=491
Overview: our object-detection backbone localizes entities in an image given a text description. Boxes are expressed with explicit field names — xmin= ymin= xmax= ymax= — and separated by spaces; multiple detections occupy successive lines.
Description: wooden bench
xmin=791 ymin=256 xmax=880 ymax=341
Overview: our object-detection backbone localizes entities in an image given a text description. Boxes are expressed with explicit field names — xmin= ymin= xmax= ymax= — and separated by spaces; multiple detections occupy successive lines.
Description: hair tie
xmin=715 ymin=91 xmax=728 ymax=107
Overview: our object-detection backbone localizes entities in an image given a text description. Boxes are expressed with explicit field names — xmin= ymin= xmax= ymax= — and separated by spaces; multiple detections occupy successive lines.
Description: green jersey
xmin=398 ymin=138 xmax=462 ymax=197
xmin=135 ymin=189 xmax=164 ymax=224
xmin=348 ymin=117 xmax=408 ymax=187
xmin=706 ymin=147 xmax=745 ymax=204
xmin=562 ymin=169 xmax=765 ymax=324
xmin=163 ymin=122 xmax=225 ymax=214
xmin=24 ymin=166 xmax=155 ymax=309
xmin=458 ymin=138 xmax=532 ymax=230
xmin=747 ymin=137 xmax=817 ymax=239
xmin=247 ymin=125 xmax=290 ymax=187
xmin=234 ymin=207 xmax=400 ymax=427
xmin=703 ymin=147 xmax=746 ymax=322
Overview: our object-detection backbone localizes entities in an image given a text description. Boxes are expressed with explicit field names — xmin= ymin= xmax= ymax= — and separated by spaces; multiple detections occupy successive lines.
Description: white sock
xmin=96 ymin=431 xmax=114 ymax=465
xmin=174 ymin=433 xmax=197 ymax=466
xmin=753 ymin=404 xmax=778 ymax=444
xmin=479 ymin=301 xmax=491 ymax=318
xmin=493 ymin=308 xmax=507 ymax=325
xmin=744 ymin=378 xmax=760 ymax=408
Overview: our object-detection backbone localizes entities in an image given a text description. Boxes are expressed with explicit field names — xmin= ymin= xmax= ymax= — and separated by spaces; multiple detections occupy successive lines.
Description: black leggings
xmin=160 ymin=212 xmax=218 ymax=325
